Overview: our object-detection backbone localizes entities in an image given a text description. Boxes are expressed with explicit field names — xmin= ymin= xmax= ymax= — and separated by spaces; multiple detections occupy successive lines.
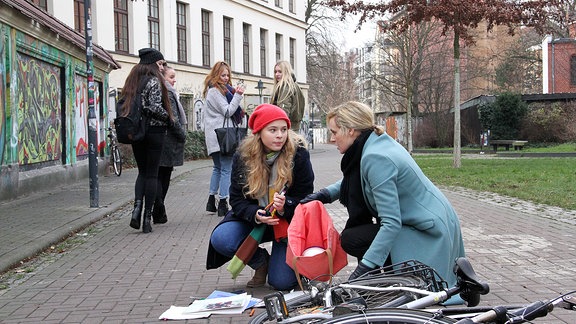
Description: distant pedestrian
xmin=153 ymin=65 xmax=187 ymax=224
xmin=123 ymin=48 xmax=174 ymax=233
xmin=202 ymin=61 xmax=245 ymax=216
xmin=207 ymin=104 xmax=314 ymax=290
xmin=271 ymin=61 xmax=305 ymax=131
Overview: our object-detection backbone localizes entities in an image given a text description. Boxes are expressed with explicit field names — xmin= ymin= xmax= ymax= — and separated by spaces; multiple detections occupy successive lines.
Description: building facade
xmin=1 ymin=0 xmax=308 ymax=199
xmin=0 ymin=0 xmax=119 ymax=200
xmin=54 ymin=0 xmax=308 ymax=130
xmin=542 ymin=35 xmax=576 ymax=94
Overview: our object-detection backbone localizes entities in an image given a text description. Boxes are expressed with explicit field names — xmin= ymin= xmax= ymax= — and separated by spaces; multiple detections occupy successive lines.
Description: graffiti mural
xmin=15 ymin=52 xmax=61 ymax=165
xmin=74 ymin=74 xmax=101 ymax=157
xmin=0 ymin=28 xmax=5 ymax=165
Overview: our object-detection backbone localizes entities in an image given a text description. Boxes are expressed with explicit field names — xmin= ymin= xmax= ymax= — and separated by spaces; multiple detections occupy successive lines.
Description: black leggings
xmin=341 ymin=223 xmax=392 ymax=267
xmin=156 ymin=166 xmax=173 ymax=203
xmin=132 ymin=126 xmax=166 ymax=211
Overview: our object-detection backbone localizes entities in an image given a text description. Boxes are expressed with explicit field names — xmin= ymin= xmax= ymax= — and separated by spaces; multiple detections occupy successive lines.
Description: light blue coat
xmin=325 ymin=132 xmax=466 ymax=287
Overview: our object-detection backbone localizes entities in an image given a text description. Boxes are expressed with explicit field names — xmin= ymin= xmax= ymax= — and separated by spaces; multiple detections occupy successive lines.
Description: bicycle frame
xmin=257 ymin=258 xmax=489 ymax=323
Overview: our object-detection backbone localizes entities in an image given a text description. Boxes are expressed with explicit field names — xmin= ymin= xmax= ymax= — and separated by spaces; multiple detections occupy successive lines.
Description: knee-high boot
xmin=142 ymin=209 xmax=153 ymax=233
xmin=129 ymin=200 xmax=143 ymax=229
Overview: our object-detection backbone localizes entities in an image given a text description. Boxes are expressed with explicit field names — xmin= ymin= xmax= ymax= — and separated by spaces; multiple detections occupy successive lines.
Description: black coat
xmin=206 ymin=145 xmax=315 ymax=270
xmin=159 ymin=91 xmax=186 ymax=167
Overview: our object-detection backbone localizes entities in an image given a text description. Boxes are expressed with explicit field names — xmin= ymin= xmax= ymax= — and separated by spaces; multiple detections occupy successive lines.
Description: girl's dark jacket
xmin=159 ymin=88 xmax=186 ymax=167
xmin=206 ymin=145 xmax=314 ymax=270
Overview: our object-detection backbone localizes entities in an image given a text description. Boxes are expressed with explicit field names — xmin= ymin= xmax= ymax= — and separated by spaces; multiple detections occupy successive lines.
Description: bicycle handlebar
xmin=454 ymin=294 xmax=576 ymax=323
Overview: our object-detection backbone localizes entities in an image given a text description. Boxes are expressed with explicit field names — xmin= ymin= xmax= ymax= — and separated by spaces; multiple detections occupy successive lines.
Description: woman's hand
xmin=235 ymin=85 xmax=245 ymax=95
xmin=255 ymin=209 xmax=280 ymax=225
xmin=272 ymin=192 xmax=286 ymax=215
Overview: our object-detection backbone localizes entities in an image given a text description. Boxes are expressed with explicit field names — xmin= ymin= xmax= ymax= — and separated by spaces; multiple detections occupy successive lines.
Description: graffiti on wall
xmin=15 ymin=52 xmax=61 ymax=165
xmin=73 ymin=74 xmax=101 ymax=157
xmin=0 ymin=30 xmax=5 ymax=165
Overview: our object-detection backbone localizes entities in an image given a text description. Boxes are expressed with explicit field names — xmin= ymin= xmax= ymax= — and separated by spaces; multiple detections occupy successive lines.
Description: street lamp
xmin=255 ymin=79 xmax=265 ymax=104
xmin=310 ymin=102 xmax=315 ymax=150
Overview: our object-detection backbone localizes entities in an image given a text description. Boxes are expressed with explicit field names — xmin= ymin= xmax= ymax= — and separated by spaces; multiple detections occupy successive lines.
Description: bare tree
xmin=305 ymin=0 xmax=359 ymax=119
xmin=327 ymin=0 xmax=551 ymax=168
xmin=365 ymin=20 xmax=454 ymax=152
xmin=493 ymin=28 xmax=543 ymax=93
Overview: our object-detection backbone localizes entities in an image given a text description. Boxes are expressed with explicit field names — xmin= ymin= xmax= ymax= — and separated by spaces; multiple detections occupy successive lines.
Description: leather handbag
xmin=214 ymin=112 xmax=247 ymax=156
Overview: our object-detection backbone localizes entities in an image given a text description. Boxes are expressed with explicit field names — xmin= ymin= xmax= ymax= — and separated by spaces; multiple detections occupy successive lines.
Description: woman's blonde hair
xmin=202 ymin=61 xmax=233 ymax=97
xmin=238 ymin=130 xmax=305 ymax=198
xmin=326 ymin=101 xmax=385 ymax=135
xmin=271 ymin=61 xmax=300 ymax=103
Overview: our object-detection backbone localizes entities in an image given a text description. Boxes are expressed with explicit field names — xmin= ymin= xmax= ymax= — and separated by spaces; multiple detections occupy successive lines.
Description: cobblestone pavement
xmin=0 ymin=144 xmax=574 ymax=323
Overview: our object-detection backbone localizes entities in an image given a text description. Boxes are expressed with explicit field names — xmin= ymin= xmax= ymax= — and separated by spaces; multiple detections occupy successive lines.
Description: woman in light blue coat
xmin=301 ymin=101 xmax=465 ymax=293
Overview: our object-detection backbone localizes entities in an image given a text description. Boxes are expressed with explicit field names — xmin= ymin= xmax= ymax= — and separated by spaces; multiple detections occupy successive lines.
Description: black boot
xmin=142 ymin=209 xmax=153 ymax=233
xmin=217 ymin=199 xmax=229 ymax=217
xmin=130 ymin=200 xmax=143 ymax=229
xmin=206 ymin=195 xmax=217 ymax=212
xmin=153 ymin=202 xmax=167 ymax=224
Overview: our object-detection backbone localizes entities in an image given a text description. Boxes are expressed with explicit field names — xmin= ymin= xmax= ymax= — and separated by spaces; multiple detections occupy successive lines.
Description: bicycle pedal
xmin=263 ymin=291 xmax=289 ymax=320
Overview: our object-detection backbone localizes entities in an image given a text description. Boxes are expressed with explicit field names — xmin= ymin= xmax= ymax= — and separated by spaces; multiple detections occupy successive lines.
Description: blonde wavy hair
xmin=271 ymin=61 xmax=300 ymax=103
xmin=326 ymin=101 xmax=385 ymax=136
xmin=238 ymin=130 xmax=305 ymax=198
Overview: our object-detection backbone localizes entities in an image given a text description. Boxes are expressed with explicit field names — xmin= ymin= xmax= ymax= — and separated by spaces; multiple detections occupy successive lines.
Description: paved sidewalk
xmin=0 ymin=144 xmax=575 ymax=323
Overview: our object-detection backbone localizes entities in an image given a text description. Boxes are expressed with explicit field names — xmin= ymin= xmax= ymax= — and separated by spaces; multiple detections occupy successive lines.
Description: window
xmin=260 ymin=29 xmax=267 ymax=76
xmin=289 ymin=0 xmax=294 ymax=13
xmin=243 ymin=24 xmax=251 ymax=73
xmin=571 ymin=55 xmax=576 ymax=85
xmin=289 ymin=38 xmax=295 ymax=68
xmin=28 ymin=0 xmax=47 ymax=11
xmin=275 ymin=33 xmax=282 ymax=62
xmin=74 ymin=0 xmax=85 ymax=34
xmin=275 ymin=0 xmax=282 ymax=8
xmin=202 ymin=10 xmax=211 ymax=67
xmin=223 ymin=17 xmax=232 ymax=65
xmin=176 ymin=2 xmax=187 ymax=63
xmin=114 ymin=0 xmax=129 ymax=52
xmin=148 ymin=0 xmax=160 ymax=50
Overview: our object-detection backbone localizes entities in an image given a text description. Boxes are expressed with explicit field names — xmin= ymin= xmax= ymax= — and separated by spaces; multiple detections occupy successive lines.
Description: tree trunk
xmin=452 ymin=31 xmax=461 ymax=168
xmin=406 ymin=83 xmax=413 ymax=154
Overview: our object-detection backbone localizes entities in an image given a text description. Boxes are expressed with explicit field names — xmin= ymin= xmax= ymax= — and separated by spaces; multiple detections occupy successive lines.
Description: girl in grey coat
xmin=202 ymin=61 xmax=245 ymax=216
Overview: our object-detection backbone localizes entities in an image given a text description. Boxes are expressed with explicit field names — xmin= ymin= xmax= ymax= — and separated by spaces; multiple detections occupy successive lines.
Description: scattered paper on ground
xmin=159 ymin=290 xmax=261 ymax=320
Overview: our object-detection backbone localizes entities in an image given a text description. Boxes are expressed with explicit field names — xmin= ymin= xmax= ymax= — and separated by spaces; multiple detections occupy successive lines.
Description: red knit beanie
xmin=248 ymin=104 xmax=291 ymax=134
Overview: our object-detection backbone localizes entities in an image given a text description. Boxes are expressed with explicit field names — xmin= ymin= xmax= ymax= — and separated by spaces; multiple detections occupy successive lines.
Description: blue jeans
xmin=210 ymin=220 xmax=297 ymax=291
xmin=209 ymin=152 xmax=232 ymax=199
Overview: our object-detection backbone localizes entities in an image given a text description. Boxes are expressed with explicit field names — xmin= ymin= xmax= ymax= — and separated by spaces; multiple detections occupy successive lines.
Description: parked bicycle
xmin=254 ymin=258 xmax=575 ymax=323
xmin=107 ymin=126 xmax=122 ymax=176
xmin=250 ymin=259 xmax=455 ymax=324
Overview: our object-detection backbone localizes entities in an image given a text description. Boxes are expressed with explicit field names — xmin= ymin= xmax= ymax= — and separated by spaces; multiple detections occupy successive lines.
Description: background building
xmin=0 ymin=0 xmax=119 ymax=199
xmin=62 ymin=0 xmax=309 ymax=131
xmin=0 ymin=0 xmax=308 ymax=199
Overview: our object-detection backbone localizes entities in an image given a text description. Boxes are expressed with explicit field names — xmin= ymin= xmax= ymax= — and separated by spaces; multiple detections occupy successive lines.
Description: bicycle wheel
xmin=320 ymin=309 xmax=457 ymax=324
xmin=249 ymin=292 xmax=318 ymax=324
xmin=112 ymin=146 xmax=122 ymax=176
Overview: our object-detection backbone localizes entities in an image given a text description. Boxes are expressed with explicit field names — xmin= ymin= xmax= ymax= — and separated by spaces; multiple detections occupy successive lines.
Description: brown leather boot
xmin=246 ymin=260 xmax=268 ymax=288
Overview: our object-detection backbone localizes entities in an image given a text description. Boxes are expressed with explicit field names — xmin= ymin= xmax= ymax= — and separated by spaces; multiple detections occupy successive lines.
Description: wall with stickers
xmin=0 ymin=11 xmax=115 ymax=200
